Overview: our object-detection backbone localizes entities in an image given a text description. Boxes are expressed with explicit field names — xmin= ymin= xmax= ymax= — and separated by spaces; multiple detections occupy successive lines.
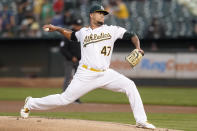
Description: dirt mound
xmin=0 ymin=116 xmax=181 ymax=131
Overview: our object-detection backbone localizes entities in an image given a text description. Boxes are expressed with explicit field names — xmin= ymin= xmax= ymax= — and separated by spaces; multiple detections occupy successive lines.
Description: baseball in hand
xmin=44 ymin=28 xmax=49 ymax=32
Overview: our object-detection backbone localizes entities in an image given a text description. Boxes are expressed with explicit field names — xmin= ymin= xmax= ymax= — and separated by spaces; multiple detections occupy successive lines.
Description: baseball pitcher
xmin=20 ymin=4 xmax=155 ymax=129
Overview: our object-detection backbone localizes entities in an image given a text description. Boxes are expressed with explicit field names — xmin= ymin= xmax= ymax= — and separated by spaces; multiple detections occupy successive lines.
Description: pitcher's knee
xmin=129 ymin=80 xmax=136 ymax=87
xmin=125 ymin=80 xmax=137 ymax=92
xmin=125 ymin=80 xmax=136 ymax=88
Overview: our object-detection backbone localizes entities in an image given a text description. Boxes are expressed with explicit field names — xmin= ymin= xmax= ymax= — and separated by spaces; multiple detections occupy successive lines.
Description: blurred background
xmin=0 ymin=0 xmax=197 ymax=86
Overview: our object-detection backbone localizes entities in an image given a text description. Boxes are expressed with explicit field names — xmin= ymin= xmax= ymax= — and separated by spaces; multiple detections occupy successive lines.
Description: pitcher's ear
xmin=90 ymin=13 xmax=93 ymax=18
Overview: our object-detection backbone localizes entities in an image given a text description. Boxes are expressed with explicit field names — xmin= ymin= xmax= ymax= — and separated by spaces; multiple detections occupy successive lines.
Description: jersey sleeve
xmin=75 ymin=30 xmax=81 ymax=42
xmin=112 ymin=26 xmax=127 ymax=40
xmin=71 ymin=30 xmax=81 ymax=42
xmin=71 ymin=32 xmax=77 ymax=41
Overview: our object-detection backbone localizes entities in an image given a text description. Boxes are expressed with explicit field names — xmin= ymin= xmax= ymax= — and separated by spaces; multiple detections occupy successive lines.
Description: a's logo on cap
xmin=101 ymin=6 xmax=104 ymax=10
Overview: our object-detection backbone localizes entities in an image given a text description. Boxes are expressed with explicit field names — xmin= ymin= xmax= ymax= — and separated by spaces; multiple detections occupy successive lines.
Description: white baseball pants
xmin=27 ymin=66 xmax=147 ymax=123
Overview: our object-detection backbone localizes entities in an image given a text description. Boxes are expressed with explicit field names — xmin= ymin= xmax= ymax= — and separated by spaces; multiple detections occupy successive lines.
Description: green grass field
xmin=0 ymin=87 xmax=197 ymax=106
xmin=0 ymin=86 xmax=197 ymax=131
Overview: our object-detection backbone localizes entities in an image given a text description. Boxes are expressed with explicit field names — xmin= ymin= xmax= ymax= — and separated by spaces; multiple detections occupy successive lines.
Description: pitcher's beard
xmin=97 ymin=21 xmax=104 ymax=26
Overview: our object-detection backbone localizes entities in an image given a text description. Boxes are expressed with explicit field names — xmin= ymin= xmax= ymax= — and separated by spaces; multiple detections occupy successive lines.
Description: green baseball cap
xmin=89 ymin=5 xmax=109 ymax=15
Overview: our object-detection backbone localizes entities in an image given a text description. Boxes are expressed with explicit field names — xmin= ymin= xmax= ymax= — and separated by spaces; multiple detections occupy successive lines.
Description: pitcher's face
xmin=90 ymin=12 xmax=105 ymax=26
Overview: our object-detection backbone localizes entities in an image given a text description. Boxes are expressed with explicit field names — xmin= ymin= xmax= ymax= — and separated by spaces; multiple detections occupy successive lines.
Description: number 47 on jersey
xmin=101 ymin=46 xmax=111 ymax=56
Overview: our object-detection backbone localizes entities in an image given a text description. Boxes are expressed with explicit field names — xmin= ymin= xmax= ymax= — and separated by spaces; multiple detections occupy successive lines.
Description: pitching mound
xmin=0 ymin=116 xmax=181 ymax=131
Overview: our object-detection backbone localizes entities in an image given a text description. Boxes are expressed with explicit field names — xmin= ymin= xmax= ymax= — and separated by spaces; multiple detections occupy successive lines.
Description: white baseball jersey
xmin=75 ymin=25 xmax=126 ymax=70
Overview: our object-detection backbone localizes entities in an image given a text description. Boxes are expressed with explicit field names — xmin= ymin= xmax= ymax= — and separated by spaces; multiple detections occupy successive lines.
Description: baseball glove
xmin=125 ymin=49 xmax=144 ymax=68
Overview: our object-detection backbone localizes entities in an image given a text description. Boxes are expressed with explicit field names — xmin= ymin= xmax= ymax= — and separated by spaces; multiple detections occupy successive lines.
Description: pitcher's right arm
xmin=43 ymin=24 xmax=73 ymax=40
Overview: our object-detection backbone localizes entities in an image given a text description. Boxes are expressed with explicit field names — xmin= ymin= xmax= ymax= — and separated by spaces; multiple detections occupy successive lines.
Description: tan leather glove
xmin=125 ymin=49 xmax=144 ymax=68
